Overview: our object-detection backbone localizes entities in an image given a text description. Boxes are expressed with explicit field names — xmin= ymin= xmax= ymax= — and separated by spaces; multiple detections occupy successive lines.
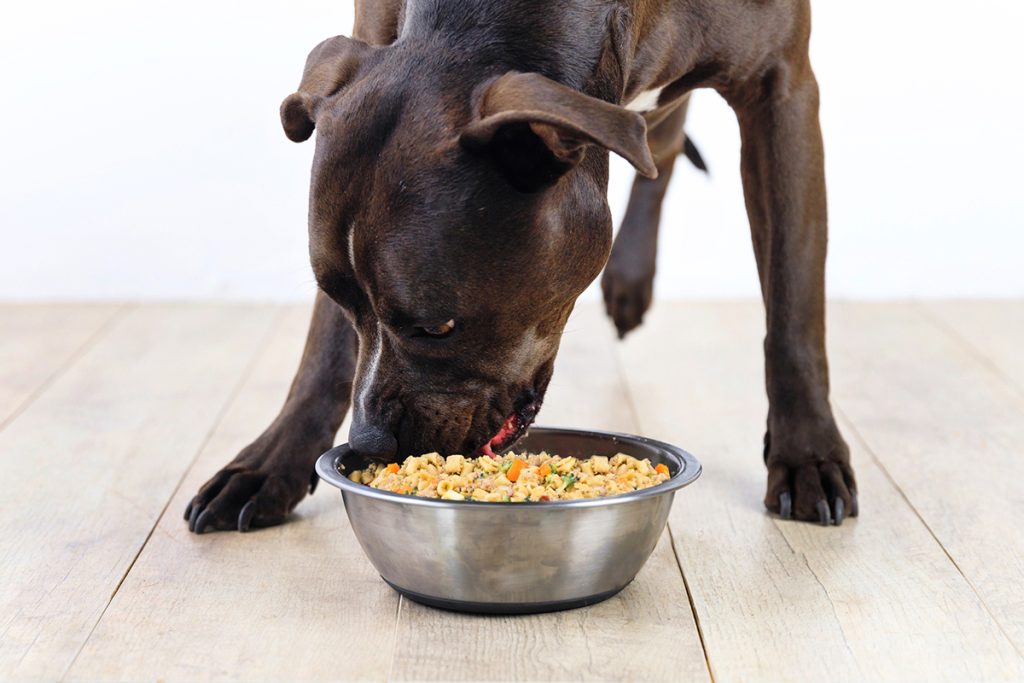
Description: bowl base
xmin=382 ymin=577 xmax=632 ymax=615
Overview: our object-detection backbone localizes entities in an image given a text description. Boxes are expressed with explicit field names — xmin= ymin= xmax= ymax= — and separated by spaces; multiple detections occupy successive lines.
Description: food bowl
xmin=315 ymin=426 xmax=701 ymax=614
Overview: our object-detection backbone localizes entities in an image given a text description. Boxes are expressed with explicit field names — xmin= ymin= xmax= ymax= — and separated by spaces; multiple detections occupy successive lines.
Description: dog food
xmin=348 ymin=451 xmax=671 ymax=501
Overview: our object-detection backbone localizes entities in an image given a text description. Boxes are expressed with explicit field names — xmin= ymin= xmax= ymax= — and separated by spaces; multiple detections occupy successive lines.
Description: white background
xmin=1 ymin=1 xmax=1021 ymax=302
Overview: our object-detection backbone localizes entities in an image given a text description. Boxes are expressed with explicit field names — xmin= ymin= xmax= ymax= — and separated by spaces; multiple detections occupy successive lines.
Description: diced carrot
xmin=655 ymin=463 xmax=669 ymax=476
xmin=507 ymin=458 xmax=526 ymax=482
xmin=386 ymin=463 xmax=400 ymax=474
xmin=538 ymin=463 xmax=551 ymax=478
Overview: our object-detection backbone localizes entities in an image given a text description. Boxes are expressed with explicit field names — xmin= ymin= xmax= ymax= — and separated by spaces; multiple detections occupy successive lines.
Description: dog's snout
xmin=349 ymin=420 xmax=399 ymax=462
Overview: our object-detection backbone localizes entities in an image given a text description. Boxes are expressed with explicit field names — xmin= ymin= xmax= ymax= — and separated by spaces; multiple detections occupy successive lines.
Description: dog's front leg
xmin=732 ymin=63 xmax=856 ymax=525
xmin=185 ymin=290 xmax=357 ymax=533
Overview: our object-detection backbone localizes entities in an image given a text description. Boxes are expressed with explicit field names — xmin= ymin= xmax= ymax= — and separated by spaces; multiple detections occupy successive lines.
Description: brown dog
xmin=185 ymin=0 xmax=856 ymax=532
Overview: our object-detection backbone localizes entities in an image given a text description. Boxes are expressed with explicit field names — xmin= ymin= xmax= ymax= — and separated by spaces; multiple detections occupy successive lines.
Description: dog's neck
xmin=396 ymin=0 xmax=625 ymax=95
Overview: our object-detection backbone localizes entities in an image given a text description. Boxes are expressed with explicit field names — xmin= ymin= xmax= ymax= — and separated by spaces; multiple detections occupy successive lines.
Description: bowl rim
xmin=315 ymin=425 xmax=701 ymax=509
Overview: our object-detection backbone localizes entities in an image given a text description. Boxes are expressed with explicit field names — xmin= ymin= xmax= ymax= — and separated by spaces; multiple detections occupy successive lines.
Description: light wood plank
xmin=538 ymin=303 xmax=641 ymax=434
xmin=389 ymin=304 xmax=711 ymax=683
xmin=0 ymin=303 xmax=123 ymax=429
xmin=0 ymin=304 xmax=279 ymax=682
xmin=921 ymin=301 xmax=1024 ymax=394
xmin=68 ymin=305 xmax=399 ymax=683
xmin=618 ymin=302 xmax=1024 ymax=682
xmin=829 ymin=302 xmax=1024 ymax=657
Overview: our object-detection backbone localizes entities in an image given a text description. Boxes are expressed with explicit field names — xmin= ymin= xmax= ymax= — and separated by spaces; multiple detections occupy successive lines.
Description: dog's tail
xmin=682 ymin=135 xmax=708 ymax=174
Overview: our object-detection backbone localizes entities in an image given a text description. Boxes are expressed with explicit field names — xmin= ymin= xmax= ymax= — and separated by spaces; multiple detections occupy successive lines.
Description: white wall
xmin=1 ymin=1 xmax=1021 ymax=301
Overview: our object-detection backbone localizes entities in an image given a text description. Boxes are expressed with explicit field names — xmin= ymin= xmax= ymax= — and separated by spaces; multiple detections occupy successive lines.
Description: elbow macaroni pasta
xmin=348 ymin=451 xmax=670 ymax=501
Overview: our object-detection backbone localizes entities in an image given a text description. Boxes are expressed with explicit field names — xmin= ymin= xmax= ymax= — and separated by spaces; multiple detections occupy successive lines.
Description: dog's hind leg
xmin=184 ymin=290 xmax=357 ymax=533
xmin=601 ymin=97 xmax=698 ymax=338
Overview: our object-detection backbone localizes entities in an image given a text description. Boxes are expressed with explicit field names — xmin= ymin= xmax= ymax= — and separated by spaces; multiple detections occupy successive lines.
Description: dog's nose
xmin=348 ymin=421 xmax=399 ymax=461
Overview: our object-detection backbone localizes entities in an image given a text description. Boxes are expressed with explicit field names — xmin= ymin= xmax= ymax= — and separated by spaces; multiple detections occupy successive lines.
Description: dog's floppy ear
xmin=460 ymin=72 xmax=657 ymax=192
xmin=280 ymin=35 xmax=372 ymax=142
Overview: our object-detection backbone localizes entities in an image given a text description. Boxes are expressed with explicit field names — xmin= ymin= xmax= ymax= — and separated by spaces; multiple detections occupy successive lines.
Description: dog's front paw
xmin=601 ymin=260 xmax=655 ymax=339
xmin=763 ymin=420 xmax=858 ymax=525
xmin=184 ymin=435 xmax=325 ymax=534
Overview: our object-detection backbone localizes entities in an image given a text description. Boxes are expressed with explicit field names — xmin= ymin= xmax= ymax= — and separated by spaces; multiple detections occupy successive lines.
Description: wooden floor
xmin=2 ymin=301 xmax=1023 ymax=683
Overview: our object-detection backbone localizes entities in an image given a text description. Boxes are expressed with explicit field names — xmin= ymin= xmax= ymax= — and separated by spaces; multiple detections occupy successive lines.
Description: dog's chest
xmin=624 ymin=86 xmax=666 ymax=113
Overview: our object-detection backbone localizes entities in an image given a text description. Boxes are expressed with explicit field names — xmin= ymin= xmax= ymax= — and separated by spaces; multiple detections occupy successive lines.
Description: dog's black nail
xmin=194 ymin=509 xmax=212 ymax=535
xmin=779 ymin=491 xmax=792 ymax=519
xmin=816 ymin=499 xmax=831 ymax=526
xmin=238 ymin=500 xmax=256 ymax=533
xmin=833 ymin=498 xmax=845 ymax=526
xmin=309 ymin=471 xmax=319 ymax=495
xmin=850 ymin=491 xmax=859 ymax=517
xmin=184 ymin=497 xmax=194 ymax=521
xmin=188 ymin=502 xmax=202 ymax=532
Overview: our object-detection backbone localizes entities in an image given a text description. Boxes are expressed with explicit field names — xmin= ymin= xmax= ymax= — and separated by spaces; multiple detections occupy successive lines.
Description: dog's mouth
xmin=478 ymin=395 xmax=540 ymax=457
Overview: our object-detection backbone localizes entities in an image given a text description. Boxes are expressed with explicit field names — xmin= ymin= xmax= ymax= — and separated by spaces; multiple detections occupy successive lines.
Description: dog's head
xmin=282 ymin=35 xmax=655 ymax=460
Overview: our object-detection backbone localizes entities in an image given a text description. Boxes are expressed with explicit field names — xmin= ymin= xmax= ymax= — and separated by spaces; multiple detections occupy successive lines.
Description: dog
xmin=185 ymin=0 xmax=856 ymax=533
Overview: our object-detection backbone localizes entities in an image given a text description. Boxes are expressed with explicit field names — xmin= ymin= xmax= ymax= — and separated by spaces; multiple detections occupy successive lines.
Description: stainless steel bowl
xmin=315 ymin=426 xmax=701 ymax=614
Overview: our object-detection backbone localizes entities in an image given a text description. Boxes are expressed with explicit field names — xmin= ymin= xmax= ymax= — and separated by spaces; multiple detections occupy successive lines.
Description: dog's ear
xmin=460 ymin=72 xmax=657 ymax=192
xmin=280 ymin=35 xmax=373 ymax=142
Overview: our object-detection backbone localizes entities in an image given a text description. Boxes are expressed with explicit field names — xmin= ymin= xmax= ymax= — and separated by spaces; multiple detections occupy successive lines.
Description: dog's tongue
xmin=482 ymin=413 xmax=520 ymax=458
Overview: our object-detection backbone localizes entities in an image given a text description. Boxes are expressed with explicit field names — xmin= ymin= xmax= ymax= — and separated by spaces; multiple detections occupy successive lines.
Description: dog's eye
xmin=413 ymin=319 xmax=457 ymax=338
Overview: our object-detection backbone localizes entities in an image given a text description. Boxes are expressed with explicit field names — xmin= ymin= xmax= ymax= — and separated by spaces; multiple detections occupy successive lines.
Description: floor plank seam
xmin=57 ymin=304 xmax=288 ymax=683
xmin=834 ymin=404 xmax=1024 ymax=663
xmin=616 ymin=332 xmax=716 ymax=683
xmin=795 ymin=547 xmax=863 ymax=675
xmin=667 ymin=523 xmax=716 ymax=683
xmin=609 ymin=336 xmax=645 ymax=439
xmin=912 ymin=302 xmax=1024 ymax=404
xmin=0 ymin=303 xmax=132 ymax=433
xmin=385 ymin=595 xmax=403 ymax=683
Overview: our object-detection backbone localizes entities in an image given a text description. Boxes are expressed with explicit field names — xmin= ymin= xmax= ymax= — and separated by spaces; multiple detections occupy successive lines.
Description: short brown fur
xmin=185 ymin=0 xmax=855 ymax=533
